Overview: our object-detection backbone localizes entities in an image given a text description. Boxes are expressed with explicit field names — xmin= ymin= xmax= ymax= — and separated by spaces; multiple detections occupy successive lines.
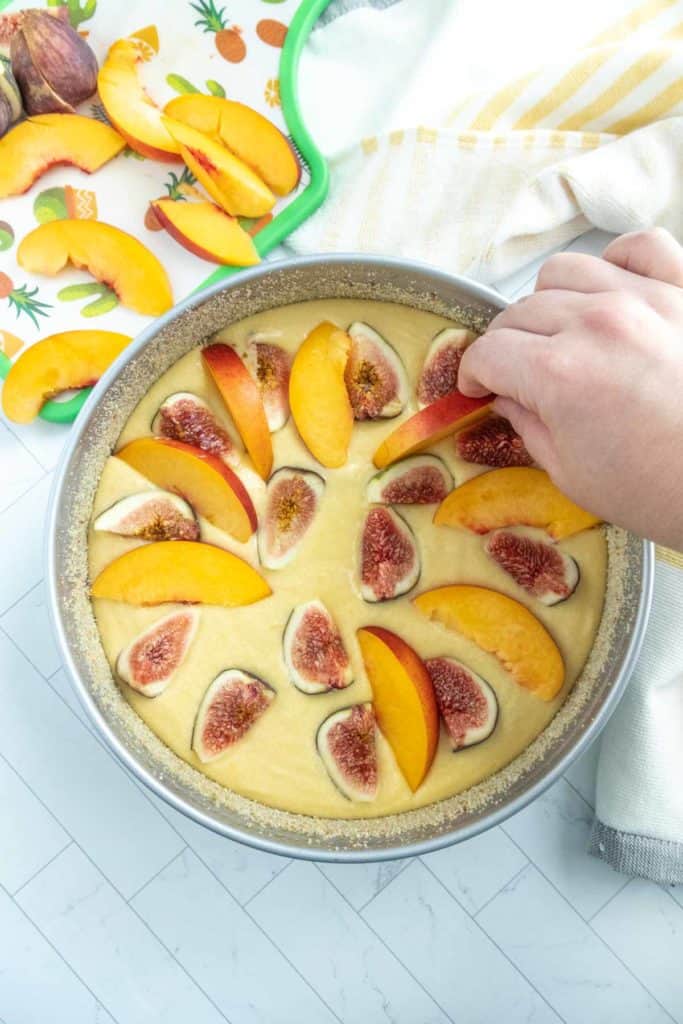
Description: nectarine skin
xmin=373 ymin=391 xmax=492 ymax=469
xmin=151 ymin=199 xmax=259 ymax=267
xmin=202 ymin=343 xmax=273 ymax=480
xmin=289 ymin=322 xmax=354 ymax=468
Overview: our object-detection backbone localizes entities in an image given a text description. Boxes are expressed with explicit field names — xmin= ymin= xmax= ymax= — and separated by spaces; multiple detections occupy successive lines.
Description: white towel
xmin=288 ymin=0 xmax=683 ymax=881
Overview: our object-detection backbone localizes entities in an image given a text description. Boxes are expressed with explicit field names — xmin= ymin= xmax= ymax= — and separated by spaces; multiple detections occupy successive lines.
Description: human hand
xmin=458 ymin=228 xmax=683 ymax=549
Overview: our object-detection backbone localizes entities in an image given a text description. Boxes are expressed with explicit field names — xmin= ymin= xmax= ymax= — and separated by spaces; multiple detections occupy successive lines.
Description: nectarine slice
xmin=2 ymin=330 xmax=130 ymax=424
xmin=414 ymin=585 xmax=565 ymax=701
xmin=91 ymin=541 xmax=271 ymax=607
xmin=289 ymin=322 xmax=354 ymax=468
xmin=0 ymin=114 xmax=125 ymax=198
xmin=98 ymin=33 xmax=180 ymax=161
xmin=17 ymin=220 xmax=173 ymax=317
xmin=373 ymin=390 xmax=492 ymax=469
xmin=202 ymin=343 xmax=273 ymax=480
xmin=434 ymin=467 xmax=601 ymax=540
xmin=162 ymin=116 xmax=275 ymax=218
xmin=165 ymin=94 xmax=299 ymax=196
xmin=151 ymin=199 xmax=258 ymax=267
xmin=116 ymin=437 xmax=256 ymax=542
xmin=357 ymin=625 xmax=439 ymax=792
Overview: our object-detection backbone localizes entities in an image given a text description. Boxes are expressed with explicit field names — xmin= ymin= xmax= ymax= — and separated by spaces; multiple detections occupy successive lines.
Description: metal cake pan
xmin=46 ymin=254 xmax=654 ymax=862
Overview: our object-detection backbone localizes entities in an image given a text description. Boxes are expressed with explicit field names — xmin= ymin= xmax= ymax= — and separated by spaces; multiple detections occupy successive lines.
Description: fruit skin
xmin=10 ymin=10 xmax=98 ymax=115
xmin=192 ymin=669 xmax=275 ymax=763
xmin=152 ymin=391 xmax=239 ymax=467
xmin=289 ymin=321 xmax=354 ymax=468
xmin=93 ymin=490 xmax=199 ymax=542
xmin=2 ymin=329 xmax=130 ymax=423
xmin=282 ymin=600 xmax=353 ymax=694
xmin=359 ymin=506 xmax=420 ymax=602
xmin=0 ymin=114 xmax=125 ymax=198
xmin=434 ymin=467 xmax=601 ymax=540
xmin=425 ymin=656 xmax=498 ymax=751
xmin=245 ymin=338 xmax=290 ymax=431
xmin=357 ymin=625 xmax=438 ymax=792
xmin=316 ymin=704 xmax=378 ymax=802
xmin=17 ymin=220 xmax=173 ymax=317
xmin=164 ymin=94 xmax=300 ymax=196
xmin=202 ymin=342 xmax=273 ymax=479
xmin=116 ymin=609 xmax=199 ymax=697
xmin=345 ymin=322 xmax=409 ymax=421
xmin=455 ymin=414 xmax=533 ymax=468
xmin=366 ymin=454 xmax=452 ymax=505
xmin=413 ymin=585 xmax=565 ymax=701
xmin=162 ymin=115 xmax=275 ymax=218
xmin=98 ymin=33 xmax=181 ymax=161
xmin=484 ymin=529 xmax=580 ymax=606
xmin=373 ymin=390 xmax=492 ymax=470
xmin=116 ymin=437 xmax=256 ymax=543
xmin=258 ymin=467 xmax=325 ymax=569
xmin=91 ymin=540 xmax=271 ymax=607
xmin=417 ymin=328 xmax=475 ymax=409
xmin=151 ymin=198 xmax=259 ymax=267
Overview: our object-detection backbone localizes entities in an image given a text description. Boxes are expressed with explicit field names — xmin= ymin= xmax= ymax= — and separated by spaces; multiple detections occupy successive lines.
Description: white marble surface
xmin=2 ymin=230 xmax=683 ymax=1024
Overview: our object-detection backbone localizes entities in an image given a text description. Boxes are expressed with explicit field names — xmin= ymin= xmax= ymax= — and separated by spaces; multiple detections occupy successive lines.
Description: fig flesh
xmin=367 ymin=455 xmax=453 ymax=505
xmin=455 ymin=414 xmax=533 ymax=468
xmin=417 ymin=328 xmax=475 ymax=409
xmin=258 ymin=467 xmax=325 ymax=569
xmin=192 ymin=669 xmax=275 ymax=763
xmin=93 ymin=490 xmax=199 ymax=541
xmin=116 ymin=609 xmax=199 ymax=697
xmin=152 ymin=391 xmax=239 ymax=467
xmin=484 ymin=529 xmax=580 ymax=606
xmin=283 ymin=600 xmax=353 ymax=694
xmin=344 ymin=321 xmax=408 ymax=420
xmin=425 ymin=656 xmax=498 ymax=750
xmin=316 ymin=703 xmax=378 ymax=801
xmin=359 ymin=505 xmax=420 ymax=602
xmin=245 ymin=337 xmax=291 ymax=431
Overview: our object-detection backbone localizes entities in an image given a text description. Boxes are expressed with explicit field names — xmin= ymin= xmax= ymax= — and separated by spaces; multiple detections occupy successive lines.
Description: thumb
xmin=493 ymin=397 xmax=558 ymax=474
xmin=602 ymin=228 xmax=683 ymax=288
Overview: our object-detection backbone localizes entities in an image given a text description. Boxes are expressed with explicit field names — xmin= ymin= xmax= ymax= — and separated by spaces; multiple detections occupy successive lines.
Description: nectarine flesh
xmin=151 ymin=199 xmax=258 ymax=267
xmin=289 ymin=322 xmax=354 ymax=468
xmin=373 ymin=390 xmax=492 ymax=469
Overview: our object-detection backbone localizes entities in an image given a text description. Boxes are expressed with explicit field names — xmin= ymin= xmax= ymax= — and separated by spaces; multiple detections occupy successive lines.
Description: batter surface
xmin=89 ymin=298 xmax=607 ymax=819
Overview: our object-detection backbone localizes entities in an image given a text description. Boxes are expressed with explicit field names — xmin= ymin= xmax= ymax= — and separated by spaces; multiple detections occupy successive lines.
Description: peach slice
xmin=2 ymin=330 xmax=130 ymax=424
xmin=289 ymin=321 xmax=354 ymax=468
xmin=151 ymin=199 xmax=259 ymax=267
xmin=165 ymin=94 xmax=299 ymax=196
xmin=91 ymin=540 xmax=271 ymax=607
xmin=17 ymin=220 xmax=173 ymax=316
xmin=116 ymin=437 xmax=256 ymax=542
xmin=434 ymin=467 xmax=601 ymax=540
xmin=373 ymin=390 xmax=492 ymax=469
xmin=202 ymin=343 xmax=273 ymax=480
xmin=161 ymin=116 xmax=275 ymax=218
xmin=97 ymin=32 xmax=180 ymax=161
xmin=0 ymin=114 xmax=125 ymax=198
xmin=413 ymin=585 xmax=565 ymax=701
xmin=357 ymin=625 xmax=439 ymax=792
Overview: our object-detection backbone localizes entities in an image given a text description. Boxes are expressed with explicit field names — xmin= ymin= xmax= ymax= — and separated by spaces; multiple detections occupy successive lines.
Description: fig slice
xmin=367 ymin=455 xmax=453 ymax=505
xmin=283 ymin=599 xmax=353 ymax=694
xmin=344 ymin=321 xmax=409 ymax=420
xmin=258 ymin=466 xmax=325 ymax=569
xmin=244 ymin=337 xmax=291 ymax=432
xmin=359 ymin=505 xmax=421 ymax=602
xmin=316 ymin=703 xmax=378 ymax=801
xmin=425 ymin=656 xmax=498 ymax=751
xmin=116 ymin=609 xmax=199 ymax=697
xmin=455 ymin=414 xmax=533 ymax=468
xmin=93 ymin=490 xmax=199 ymax=542
xmin=484 ymin=529 xmax=580 ymax=606
xmin=417 ymin=327 xmax=475 ymax=409
xmin=192 ymin=669 xmax=275 ymax=763
xmin=152 ymin=391 xmax=240 ymax=467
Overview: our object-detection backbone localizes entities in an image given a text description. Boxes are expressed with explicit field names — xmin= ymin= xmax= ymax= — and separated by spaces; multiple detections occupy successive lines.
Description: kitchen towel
xmin=290 ymin=0 xmax=683 ymax=882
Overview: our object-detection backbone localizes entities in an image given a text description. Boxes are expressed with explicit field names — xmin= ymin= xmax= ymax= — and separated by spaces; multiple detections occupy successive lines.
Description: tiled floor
xmin=2 ymin=231 xmax=683 ymax=1023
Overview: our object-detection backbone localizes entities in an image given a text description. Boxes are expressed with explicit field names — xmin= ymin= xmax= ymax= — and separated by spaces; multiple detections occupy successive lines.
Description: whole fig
xmin=10 ymin=9 xmax=97 ymax=115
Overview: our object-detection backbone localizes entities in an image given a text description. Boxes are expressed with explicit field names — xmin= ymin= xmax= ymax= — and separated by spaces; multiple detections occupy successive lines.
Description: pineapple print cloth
xmin=290 ymin=0 xmax=683 ymax=881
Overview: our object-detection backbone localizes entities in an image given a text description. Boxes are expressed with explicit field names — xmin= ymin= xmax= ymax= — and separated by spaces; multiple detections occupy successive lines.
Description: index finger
xmin=457 ymin=326 xmax=549 ymax=410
